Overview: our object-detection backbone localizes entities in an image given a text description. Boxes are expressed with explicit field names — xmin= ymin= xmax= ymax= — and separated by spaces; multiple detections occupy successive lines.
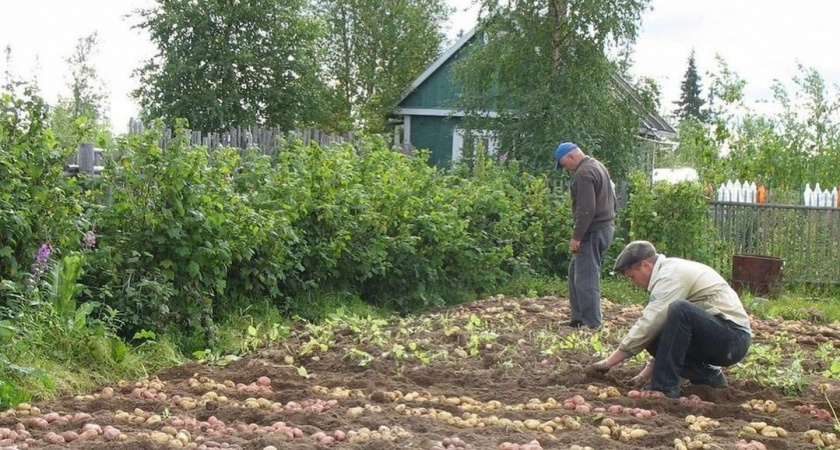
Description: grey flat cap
xmin=613 ymin=240 xmax=657 ymax=273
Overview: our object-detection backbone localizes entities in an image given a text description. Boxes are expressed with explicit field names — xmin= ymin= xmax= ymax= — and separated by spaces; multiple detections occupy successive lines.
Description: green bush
xmin=0 ymin=88 xmax=87 ymax=283
xmin=2 ymin=91 xmax=575 ymax=345
xmin=625 ymin=171 xmax=717 ymax=265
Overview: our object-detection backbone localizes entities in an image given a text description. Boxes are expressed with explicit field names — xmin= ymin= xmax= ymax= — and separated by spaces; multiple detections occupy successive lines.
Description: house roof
xmin=396 ymin=25 xmax=676 ymax=140
xmin=611 ymin=74 xmax=676 ymax=139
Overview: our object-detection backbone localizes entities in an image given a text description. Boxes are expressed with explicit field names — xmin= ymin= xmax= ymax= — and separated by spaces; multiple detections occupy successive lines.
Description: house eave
xmin=394 ymin=107 xmax=499 ymax=118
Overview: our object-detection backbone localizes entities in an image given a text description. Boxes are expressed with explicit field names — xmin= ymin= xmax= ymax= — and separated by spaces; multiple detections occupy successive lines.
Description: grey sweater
xmin=570 ymin=157 xmax=616 ymax=241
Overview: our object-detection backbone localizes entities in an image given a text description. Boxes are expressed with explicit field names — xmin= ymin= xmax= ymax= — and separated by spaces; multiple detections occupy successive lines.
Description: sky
xmin=2 ymin=0 xmax=840 ymax=133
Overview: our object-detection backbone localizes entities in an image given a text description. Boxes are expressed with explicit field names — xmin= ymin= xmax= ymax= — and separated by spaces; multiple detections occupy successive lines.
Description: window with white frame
xmin=452 ymin=128 xmax=500 ymax=162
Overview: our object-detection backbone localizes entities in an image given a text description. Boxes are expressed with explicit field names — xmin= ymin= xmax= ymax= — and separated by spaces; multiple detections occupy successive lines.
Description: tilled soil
xmin=3 ymin=294 xmax=840 ymax=449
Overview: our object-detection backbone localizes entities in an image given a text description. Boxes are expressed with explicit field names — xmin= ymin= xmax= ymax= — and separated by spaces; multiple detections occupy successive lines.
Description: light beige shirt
xmin=618 ymin=255 xmax=752 ymax=356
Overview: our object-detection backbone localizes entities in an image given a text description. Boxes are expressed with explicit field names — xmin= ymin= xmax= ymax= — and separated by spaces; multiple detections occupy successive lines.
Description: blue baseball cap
xmin=554 ymin=142 xmax=578 ymax=170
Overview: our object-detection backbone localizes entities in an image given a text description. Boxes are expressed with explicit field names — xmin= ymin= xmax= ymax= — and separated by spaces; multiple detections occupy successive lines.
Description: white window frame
xmin=452 ymin=128 xmax=500 ymax=162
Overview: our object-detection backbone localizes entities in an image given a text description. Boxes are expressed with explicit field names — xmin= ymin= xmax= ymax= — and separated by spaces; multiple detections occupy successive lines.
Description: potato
xmin=629 ymin=429 xmax=647 ymax=439
xmin=78 ymin=429 xmax=100 ymax=441
xmin=61 ymin=431 xmax=79 ymax=442
xmin=27 ymin=418 xmax=48 ymax=429
xmin=103 ymin=426 xmax=121 ymax=441
xmin=42 ymin=432 xmax=65 ymax=444
xmin=42 ymin=412 xmax=61 ymax=423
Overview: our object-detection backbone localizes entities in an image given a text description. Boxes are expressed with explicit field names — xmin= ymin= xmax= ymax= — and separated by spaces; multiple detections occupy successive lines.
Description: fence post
xmin=78 ymin=142 xmax=96 ymax=176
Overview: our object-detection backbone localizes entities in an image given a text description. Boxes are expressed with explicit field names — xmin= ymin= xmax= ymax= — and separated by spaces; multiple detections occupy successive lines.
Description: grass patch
xmin=744 ymin=289 xmax=840 ymax=323
xmin=493 ymin=273 xmax=648 ymax=306
xmin=497 ymin=274 xmax=565 ymax=298
xmin=1 ymin=328 xmax=183 ymax=403
xmin=601 ymin=276 xmax=649 ymax=305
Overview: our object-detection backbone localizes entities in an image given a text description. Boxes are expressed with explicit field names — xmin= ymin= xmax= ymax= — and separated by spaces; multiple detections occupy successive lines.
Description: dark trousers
xmin=646 ymin=300 xmax=751 ymax=392
xmin=568 ymin=225 xmax=614 ymax=328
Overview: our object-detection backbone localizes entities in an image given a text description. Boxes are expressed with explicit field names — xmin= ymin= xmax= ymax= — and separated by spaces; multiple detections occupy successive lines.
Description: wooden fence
xmin=127 ymin=118 xmax=358 ymax=156
xmin=710 ymin=201 xmax=840 ymax=285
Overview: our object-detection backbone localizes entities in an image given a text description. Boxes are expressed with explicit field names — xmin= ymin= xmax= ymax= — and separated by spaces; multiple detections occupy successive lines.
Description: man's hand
xmin=629 ymin=363 xmax=653 ymax=387
xmin=629 ymin=373 xmax=648 ymax=388
xmin=569 ymin=238 xmax=581 ymax=254
xmin=590 ymin=359 xmax=611 ymax=374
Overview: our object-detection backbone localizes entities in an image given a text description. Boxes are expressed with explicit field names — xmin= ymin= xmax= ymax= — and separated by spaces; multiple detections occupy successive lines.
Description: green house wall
xmin=409 ymin=115 xmax=463 ymax=167
xmin=401 ymin=44 xmax=470 ymax=109
xmin=399 ymin=36 xmax=478 ymax=167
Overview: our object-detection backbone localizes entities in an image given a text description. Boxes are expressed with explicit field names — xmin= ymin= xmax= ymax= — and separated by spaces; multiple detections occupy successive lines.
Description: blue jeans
xmin=647 ymin=300 xmax=751 ymax=396
xmin=568 ymin=225 xmax=614 ymax=328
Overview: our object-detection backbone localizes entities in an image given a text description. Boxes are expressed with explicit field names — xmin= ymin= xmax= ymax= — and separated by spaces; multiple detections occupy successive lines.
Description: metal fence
xmin=710 ymin=201 xmax=840 ymax=285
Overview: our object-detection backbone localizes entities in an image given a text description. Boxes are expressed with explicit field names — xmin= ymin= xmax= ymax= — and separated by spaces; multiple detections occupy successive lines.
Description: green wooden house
xmin=393 ymin=27 xmax=676 ymax=167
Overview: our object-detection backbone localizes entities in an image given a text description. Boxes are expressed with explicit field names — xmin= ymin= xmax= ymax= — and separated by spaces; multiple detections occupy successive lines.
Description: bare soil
xmin=4 ymin=295 xmax=840 ymax=449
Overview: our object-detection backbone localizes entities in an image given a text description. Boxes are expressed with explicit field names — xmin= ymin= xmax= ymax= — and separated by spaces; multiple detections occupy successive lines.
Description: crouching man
xmin=590 ymin=240 xmax=752 ymax=398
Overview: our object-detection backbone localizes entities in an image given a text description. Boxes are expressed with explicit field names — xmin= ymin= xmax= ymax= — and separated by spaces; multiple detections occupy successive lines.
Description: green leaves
xmin=0 ymin=89 xmax=85 ymax=283
xmin=133 ymin=0 xmax=326 ymax=132
xmin=625 ymin=171 xmax=717 ymax=264
xmin=315 ymin=0 xmax=450 ymax=132
xmin=453 ymin=0 xmax=651 ymax=176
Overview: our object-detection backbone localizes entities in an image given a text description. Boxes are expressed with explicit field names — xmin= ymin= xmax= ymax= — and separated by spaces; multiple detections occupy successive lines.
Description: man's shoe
xmin=563 ymin=320 xmax=584 ymax=328
xmin=691 ymin=370 xmax=728 ymax=388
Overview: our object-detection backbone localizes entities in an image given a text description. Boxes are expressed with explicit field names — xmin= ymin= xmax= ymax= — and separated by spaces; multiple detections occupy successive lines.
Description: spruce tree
xmin=675 ymin=49 xmax=707 ymax=123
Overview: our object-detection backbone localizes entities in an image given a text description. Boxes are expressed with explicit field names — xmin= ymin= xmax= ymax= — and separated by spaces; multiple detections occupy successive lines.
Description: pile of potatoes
xmin=498 ymin=439 xmax=543 ymax=450
xmin=428 ymin=436 xmax=467 ymax=449
xmin=562 ymin=395 xmax=593 ymax=413
xmin=310 ymin=430 xmax=347 ymax=445
xmin=186 ymin=376 xmax=232 ymax=392
xmin=310 ymin=385 xmax=366 ymax=399
xmin=684 ymin=415 xmax=719 ymax=432
xmin=586 ymin=385 xmax=622 ymax=399
xmin=0 ymin=423 xmax=31 ymax=448
xmin=740 ymin=399 xmax=778 ymax=413
xmin=680 ymin=394 xmax=713 ymax=406
xmin=606 ymin=405 xmax=657 ymax=419
xmin=673 ymin=433 xmax=713 ymax=450
xmin=596 ymin=418 xmax=648 ymax=442
xmin=735 ymin=440 xmax=767 ymax=450
xmin=739 ymin=422 xmax=788 ymax=438
xmin=344 ymin=425 xmax=412 ymax=444
xmin=344 ymin=403 xmax=383 ymax=419
xmin=804 ymin=429 xmax=839 ymax=448
xmin=0 ymin=407 xmax=129 ymax=446
xmin=0 ymin=403 xmax=41 ymax=419
xmin=42 ymin=424 xmax=122 ymax=445
xmin=794 ymin=404 xmax=832 ymax=421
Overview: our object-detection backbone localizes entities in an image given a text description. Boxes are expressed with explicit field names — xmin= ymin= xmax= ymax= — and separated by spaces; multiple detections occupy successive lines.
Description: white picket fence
xmin=715 ymin=180 xmax=758 ymax=203
xmin=803 ymin=183 xmax=839 ymax=207
xmin=715 ymin=179 xmax=839 ymax=207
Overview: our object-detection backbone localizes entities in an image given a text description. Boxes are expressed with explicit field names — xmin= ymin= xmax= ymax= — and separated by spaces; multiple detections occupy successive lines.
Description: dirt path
xmin=2 ymin=295 xmax=840 ymax=449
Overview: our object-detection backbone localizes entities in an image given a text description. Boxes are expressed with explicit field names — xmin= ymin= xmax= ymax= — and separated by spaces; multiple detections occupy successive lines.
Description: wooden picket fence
xmin=127 ymin=118 xmax=358 ymax=156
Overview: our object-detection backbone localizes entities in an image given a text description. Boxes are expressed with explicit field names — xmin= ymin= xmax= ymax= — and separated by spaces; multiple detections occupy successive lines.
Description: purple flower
xmin=28 ymin=243 xmax=52 ymax=289
xmin=82 ymin=231 xmax=97 ymax=250
xmin=36 ymin=243 xmax=52 ymax=265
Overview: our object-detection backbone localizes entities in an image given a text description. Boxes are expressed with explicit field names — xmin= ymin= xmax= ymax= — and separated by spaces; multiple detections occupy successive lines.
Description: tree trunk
xmin=550 ymin=0 xmax=567 ymax=77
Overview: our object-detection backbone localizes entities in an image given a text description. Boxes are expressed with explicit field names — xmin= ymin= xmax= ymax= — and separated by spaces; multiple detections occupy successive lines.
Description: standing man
xmin=555 ymin=142 xmax=616 ymax=329
xmin=590 ymin=241 xmax=752 ymax=398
